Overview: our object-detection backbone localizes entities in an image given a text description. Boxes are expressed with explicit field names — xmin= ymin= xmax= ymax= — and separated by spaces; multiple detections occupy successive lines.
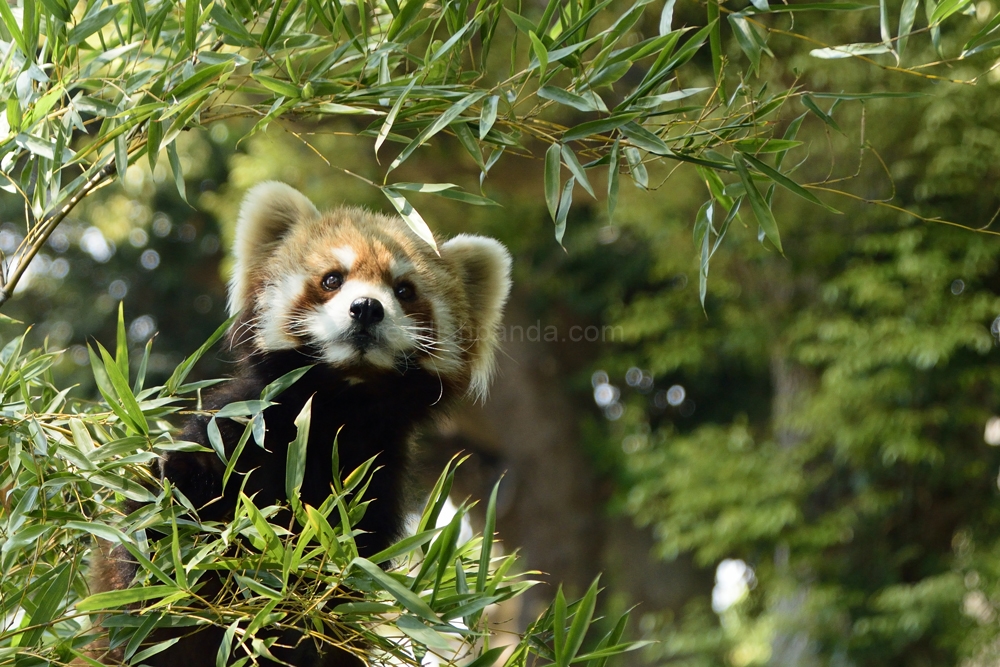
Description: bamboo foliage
xmin=0 ymin=0 xmax=998 ymax=305
xmin=0 ymin=308 xmax=651 ymax=665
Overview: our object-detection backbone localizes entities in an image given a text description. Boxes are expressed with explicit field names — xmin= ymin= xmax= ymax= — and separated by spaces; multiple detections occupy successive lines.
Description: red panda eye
xmin=321 ymin=272 xmax=344 ymax=291
xmin=395 ymin=281 xmax=416 ymax=302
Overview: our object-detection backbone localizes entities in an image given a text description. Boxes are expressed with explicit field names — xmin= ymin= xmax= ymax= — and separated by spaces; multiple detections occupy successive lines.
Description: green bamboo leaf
xmin=620 ymin=122 xmax=671 ymax=155
xmin=764 ymin=1 xmax=876 ymax=9
xmin=809 ymin=42 xmax=892 ymax=58
xmin=553 ymin=586 xmax=568 ymax=661
xmin=555 ymin=176 xmax=575 ymax=246
xmin=930 ymin=0 xmax=972 ymax=23
xmin=387 ymin=0 xmax=425 ymax=40
xmin=561 ymin=144 xmax=595 ymax=198
xmin=529 ymin=31 xmax=548 ymax=78
xmin=573 ymin=641 xmax=654 ymax=663
xmin=261 ymin=365 xmax=314 ymax=401
xmin=800 ymin=95 xmax=843 ymax=133
xmin=18 ymin=564 xmax=71 ymax=647
xmin=250 ymin=74 xmax=302 ymax=98
xmin=397 ymin=616 xmax=453 ymax=650
xmin=429 ymin=19 xmax=475 ymax=63
xmin=164 ymin=315 xmax=237 ymax=395
xmin=167 ymin=142 xmax=187 ymax=203
xmin=733 ymin=138 xmax=803 ymax=153
xmin=114 ymin=302 xmax=128 ymax=380
xmin=624 ymin=146 xmax=647 ymax=188
xmin=739 ymin=151 xmax=841 ymax=213
xmin=171 ymin=62 xmax=233 ymax=101
xmin=77 ymin=586 xmax=180 ymax=612
xmin=588 ymin=61 xmax=630 ymax=88
xmin=65 ymin=521 xmax=133 ymax=545
xmin=504 ymin=8 xmax=536 ymax=34
xmin=879 ymin=0 xmax=892 ymax=49
xmin=728 ymin=14 xmax=761 ymax=72
xmin=465 ymin=646 xmax=506 ymax=667
xmin=962 ymin=35 xmax=1000 ymax=56
xmin=693 ymin=199 xmax=713 ymax=308
xmin=479 ymin=95 xmax=499 ymax=139
xmin=351 ymin=558 xmax=438 ymax=621
xmin=561 ymin=113 xmax=640 ymax=142
xmin=262 ymin=0 xmax=302 ymax=48
xmin=537 ymin=86 xmax=599 ymax=112
xmin=561 ymin=577 xmax=600 ymax=666
xmin=382 ymin=188 xmax=439 ymax=253
xmin=216 ymin=620 xmax=240 ymax=667
xmin=390 ymin=182 xmax=499 ymax=206
xmin=7 ymin=487 xmax=38 ymax=534
xmin=286 ymin=396 xmax=312 ymax=502
xmin=733 ymin=153 xmax=782 ymax=254
xmin=963 ymin=10 xmax=1000 ymax=53
xmin=0 ymin=0 xmax=27 ymax=53
xmin=368 ymin=527 xmax=442 ymax=565
xmin=476 ymin=480 xmax=500 ymax=593
xmin=39 ymin=0 xmax=70 ymax=22
xmin=389 ymin=92 xmax=486 ymax=172
xmin=808 ymin=91 xmax=925 ymax=100
xmin=161 ymin=89 xmax=212 ymax=147
xmin=376 ymin=79 xmax=416 ymax=157
xmin=659 ymin=0 xmax=677 ymax=34
xmin=607 ymin=139 xmax=620 ymax=221
xmin=68 ymin=4 xmax=121 ymax=46
xmin=545 ymin=142 xmax=561 ymax=221
xmin=184 ymin=0 xmax=199 ymax=51
xmin=127 ymin=0 xmax=146 ymax=27
xmin=146 ymin=116 xmax=162 ymax=171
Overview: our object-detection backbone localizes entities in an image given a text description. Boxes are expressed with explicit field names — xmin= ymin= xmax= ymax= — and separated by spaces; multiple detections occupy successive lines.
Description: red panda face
xmin=228 ymin=183 xmax=511 ymax=399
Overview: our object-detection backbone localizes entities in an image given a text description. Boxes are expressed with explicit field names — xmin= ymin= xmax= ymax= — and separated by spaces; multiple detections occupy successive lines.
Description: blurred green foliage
xmin=2 ymin=0 xmax=1000 ymax=666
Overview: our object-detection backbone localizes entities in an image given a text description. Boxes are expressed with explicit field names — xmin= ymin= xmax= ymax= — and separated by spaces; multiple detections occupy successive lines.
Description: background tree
xmin=4 ymin=0 xmax=1000 ymax=666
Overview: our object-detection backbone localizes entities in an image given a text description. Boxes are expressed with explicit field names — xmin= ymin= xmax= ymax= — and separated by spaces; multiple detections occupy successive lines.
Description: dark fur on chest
xmin=91 ymin=350 xmax=453 ymax=666
xmin=168 ymin=349 xmax=449 ymax=554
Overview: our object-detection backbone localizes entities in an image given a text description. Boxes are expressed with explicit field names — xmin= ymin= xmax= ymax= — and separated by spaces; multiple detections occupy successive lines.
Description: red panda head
xmin=228 ymin=182 xmax=512 ymax=399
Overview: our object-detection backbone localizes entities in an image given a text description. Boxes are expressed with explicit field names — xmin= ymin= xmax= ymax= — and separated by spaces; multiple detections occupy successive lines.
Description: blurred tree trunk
xmin=769 ymin=353 xmax=820 ymax=667
xmin=418 ymin=293 xmax=711 ymax=629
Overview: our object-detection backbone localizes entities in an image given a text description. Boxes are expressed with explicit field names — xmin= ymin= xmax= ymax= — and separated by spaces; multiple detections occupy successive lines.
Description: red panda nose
xmin=350 ymin=298 xmax=385 ymax=327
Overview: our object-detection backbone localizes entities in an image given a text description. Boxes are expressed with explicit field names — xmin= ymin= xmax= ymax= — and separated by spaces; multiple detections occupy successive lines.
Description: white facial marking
xmin=390 ymin=257 xmax=415 ymax=280
xmin=298 ymin=279 xmax=420 ymax=369
xmin=258 ymin=272 xmax=308 ymax=350
xmin=331 ymin=246 xmax=357 ymax=272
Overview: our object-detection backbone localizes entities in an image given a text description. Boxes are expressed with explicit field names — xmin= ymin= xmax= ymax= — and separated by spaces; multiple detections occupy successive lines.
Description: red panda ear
xmin=440 ymin=235 xmax=512 ymax=400
xmin=228 ymin=182 xmax=320 ymax=317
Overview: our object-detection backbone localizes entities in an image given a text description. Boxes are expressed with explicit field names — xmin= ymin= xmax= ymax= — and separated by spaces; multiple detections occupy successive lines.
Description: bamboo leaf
xmin=562 ymin=577 xmax=600 ymax=666
xmin=479 ymin=95 xmax=499 ymax=139
xmin=738 ymin=151 xmax=841 ymax=213
xmin=376 ymin=79 xmax=415 ymax=157
xmin=164 ymin=315 xmax=237 ymax=395
xmin=545 ymin=142 xmax=562 ymax=221
xmin=659 ymin=0 xmax=677 ymax=35
xmin=351 ymin=558 xmax=438 ymax=621
xmin=555 ymin=176 xmax=575 ymax=246
xmin=383 ymin=188 xmax=439 ymax=252
xmin=733 ymin=153 xmax=782 ymax=254
xmin=561 ymin=144 xmax=595 ymax=198
xmin=286 ymin=396 xmax=312 ymax=502
xmin=389 ymin=92 xmax=486 ymax=172
xmin=68 ymin=4 xmax=122 ymax=46
xmin=537 ymin=86 xmax=600 ymax=112
xmin=607 ymin=139 xmax=620 ymax=221
xmin=77 ymin=586 xmax=180 ymax=612
xmin=562 ymin=113 xmax=640 ymax=142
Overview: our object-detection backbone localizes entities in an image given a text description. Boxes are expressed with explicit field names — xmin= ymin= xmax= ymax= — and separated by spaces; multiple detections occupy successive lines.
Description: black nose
xmin=349 ymin=298 xmax=384 ymax=327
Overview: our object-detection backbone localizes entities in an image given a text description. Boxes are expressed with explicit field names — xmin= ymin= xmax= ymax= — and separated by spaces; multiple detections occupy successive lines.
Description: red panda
xmin=92 ymin=182 xmax=512 ymax=666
